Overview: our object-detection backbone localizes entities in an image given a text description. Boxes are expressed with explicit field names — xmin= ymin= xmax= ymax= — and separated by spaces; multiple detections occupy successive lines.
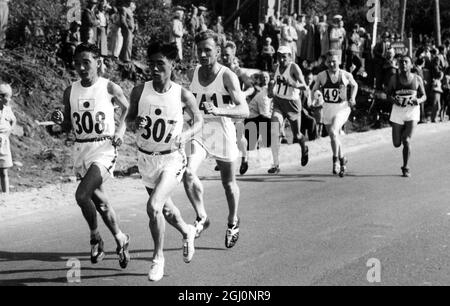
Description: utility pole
xmin=435 ymin=0 xmax=442 ymax=46
xmin=400 ymin=0 xmax=407 ymax=41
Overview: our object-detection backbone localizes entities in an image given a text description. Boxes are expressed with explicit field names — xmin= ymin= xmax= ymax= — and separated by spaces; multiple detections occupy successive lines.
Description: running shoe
xmin=90 ymin=237 xmax=105 ymax=264
xmin=301 ymin=146 xmax=309 ymax=167
xmin=194 ymin=216 xmax=211 ymax=238
xmin=332 ymin=157 xmax=339 ymax=175
xmin=183 ymin=225 xmax=196 ymax=263
xmin=339 ymin=157 xmax=348 ymax=178
xmin=239 ymin=161 xmax=249 ymax=175
xmin=116 ymin=234 xmax=131 ymax=269
xmin=401 ymin=167 xmax=411 ymax=178
xmin=268 ymin=165 xmax=280 ymax=174
xmin=225 ymin=218 xmax=240 ymax=249
xmin=148 ymin=258 xmax=165 ymax=282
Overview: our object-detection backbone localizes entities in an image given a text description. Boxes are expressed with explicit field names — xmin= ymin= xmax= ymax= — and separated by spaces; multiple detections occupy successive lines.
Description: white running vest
xmin=69 ymin=77 xmax=115 ymax=140
xmin=137 ymin=81 xmax=184 ymax=152
xmin=273 ymin=63 xmax=301 ymax=100
xmin=189 ymin=65 xmax=237 ymax=153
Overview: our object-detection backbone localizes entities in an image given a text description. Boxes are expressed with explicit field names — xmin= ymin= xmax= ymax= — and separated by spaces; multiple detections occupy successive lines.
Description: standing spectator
xmin=80 ymin=0 xmax=100 ymax=44
xmin=198 ymin=6 xmax=208 ymax=32
xmin=0 ymin=82 xmax=16 ymax=194
xmin=318 ymin=15 xmax=330 ymax=56
xmin=281 ymin=16 xmax=297 ymax=58
xmin=329 ymin=15 xmax=345 ymax=64
xmin=295 ymin=14 xmax=307 ymax=64
xmin=431 ymin=71 xmax=444 ymax=122
xmin=96 ymin=0 xmax=109 ymax=57
xmin=170 ymin=7 xmax=185 ymax=61
xmin=189 ymin=6 xmax=199 ymax=35
xmin=60 ymin=21 xmax=81 ymax=69
xmin=212 ymin=16 xmax=226 ymax=45
xmin=109 ymin=6 xmax=123 ymax=60
xmin=413 ymin=58 xmax=427 ymax=123
xmin=339 ymin=19 xmax=347 ymax=67
xmin=261 ymin=37 xmax=275 ymax=72
xmin=346 ymin=24 xmax=362 ymax=77
xmin=119 ymin=0 xmax=135 ymax=63
xmin=304 ymin=16 xmax=317 ymax=63
xmin=263 ymin=16 xmax=280 ymax=55
xmin=373 ymin=32 xmax=392 ymax=89
xmin=0 ymin=0 xmax=9 ymax=52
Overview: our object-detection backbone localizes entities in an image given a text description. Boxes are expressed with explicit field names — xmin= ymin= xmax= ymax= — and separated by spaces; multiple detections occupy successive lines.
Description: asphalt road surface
xmin=1 ymin=125 xmax=450 ymax=286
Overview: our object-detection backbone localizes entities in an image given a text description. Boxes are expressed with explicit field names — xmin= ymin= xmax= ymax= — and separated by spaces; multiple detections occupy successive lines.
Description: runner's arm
xmin=51 ymin=86 xmax=73 ymax=133
xmin=415 ymin=76 xmax=427 ymax=105
xmin=346 ymin=72 xmax=359 ymax=106
xmin=206 ymin=70 xmax=249 ymax=119
xmin=108 ymin=81 xmax=129 ymax=146
xmin=179 ymin=87 xmax=204 ymax=144
xmin=126 ymin=85 xmax=145 ymax=132
xmin=386 ymin=75 xmax=399 ymax=105
xmin=289 ymin=64 xmax=307 ymax=90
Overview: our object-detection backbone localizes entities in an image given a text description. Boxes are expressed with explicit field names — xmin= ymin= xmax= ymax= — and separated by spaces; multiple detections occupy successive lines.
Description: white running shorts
xmin=138 ymin=149 xmax=187 ymax=189
xmin=390 ymin=104 xmax=420 ymax=125
xmin=323 ymin=102 xmax=351 ymax=126
xmin=73 ymin=140 xmax=117 ymax=179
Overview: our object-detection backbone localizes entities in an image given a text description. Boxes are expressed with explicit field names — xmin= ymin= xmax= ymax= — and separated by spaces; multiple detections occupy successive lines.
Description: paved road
xmin=1 ymin=125 xmax=450 ymax=286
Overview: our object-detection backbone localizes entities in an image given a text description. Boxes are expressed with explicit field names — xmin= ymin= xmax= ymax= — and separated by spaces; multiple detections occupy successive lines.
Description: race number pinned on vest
xmin=324 ymin=88 xmax=342 ymax=103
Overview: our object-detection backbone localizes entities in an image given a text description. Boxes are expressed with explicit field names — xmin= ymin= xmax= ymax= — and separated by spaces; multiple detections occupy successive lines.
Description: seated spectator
xmin=59 ymin=21 xmax=81 ymax=69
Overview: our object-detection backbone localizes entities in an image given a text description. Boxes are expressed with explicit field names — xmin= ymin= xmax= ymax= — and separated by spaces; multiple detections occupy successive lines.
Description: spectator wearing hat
xmin=0 ymin=0 xmax=10 ymax=51
xmin=170 ymin=7 xmax=185 ymax=61
xmin=198 ymin=6 xmax=208 ymax=32
xmin=80 ymin=0 xmax=100 ymax=44
xmin=119 ymin=0 xmax=135 ymax=63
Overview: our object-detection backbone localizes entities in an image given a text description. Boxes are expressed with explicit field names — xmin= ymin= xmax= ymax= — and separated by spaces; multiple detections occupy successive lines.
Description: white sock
xmin=115 ymin=231 xmax=127 ymax=243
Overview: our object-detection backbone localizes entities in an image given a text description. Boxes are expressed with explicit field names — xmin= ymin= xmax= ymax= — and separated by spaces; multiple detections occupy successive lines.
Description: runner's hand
xmin=112 ymin=133 xmax=124 ymax=147
xmin=135 ymin=116 xmax=148 ymax=129
xmin=51 ymin=110 xmax=64 ymax=125
xmin=204 ymin=102 xmax=220 ymax=116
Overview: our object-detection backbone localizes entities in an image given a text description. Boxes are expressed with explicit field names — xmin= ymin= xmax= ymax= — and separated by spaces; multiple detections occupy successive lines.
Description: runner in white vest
xmin=127 ymin=42 xmax=203 ymax=282
xmin=184 ymin=30 xmax=249 ymax=249
xmin=51 ymin=43 xmax=130 ymax=269
xmin=268 ymin=45 xmax=309 ymax=174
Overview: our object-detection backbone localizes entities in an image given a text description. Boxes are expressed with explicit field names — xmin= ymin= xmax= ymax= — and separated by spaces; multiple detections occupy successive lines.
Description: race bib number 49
xmin=323 ymin=88 xmax=341 ymax=103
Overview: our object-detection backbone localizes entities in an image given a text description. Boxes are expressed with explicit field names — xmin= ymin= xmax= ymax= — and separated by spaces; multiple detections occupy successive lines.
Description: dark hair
xmin=147 ymin=42 xmax=179 ymax=62
xmin=195 ymin=30 xmax=220 ymax=45
xmin=224 ymin=41 xmax=236 ymax=51
xmin=74 ymin=43 xmax=101 ymax=59
xmin=438 ymin=45 xmax=445 ymax=53
xmin=415 ymin=57 xmax=425 ymax=66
